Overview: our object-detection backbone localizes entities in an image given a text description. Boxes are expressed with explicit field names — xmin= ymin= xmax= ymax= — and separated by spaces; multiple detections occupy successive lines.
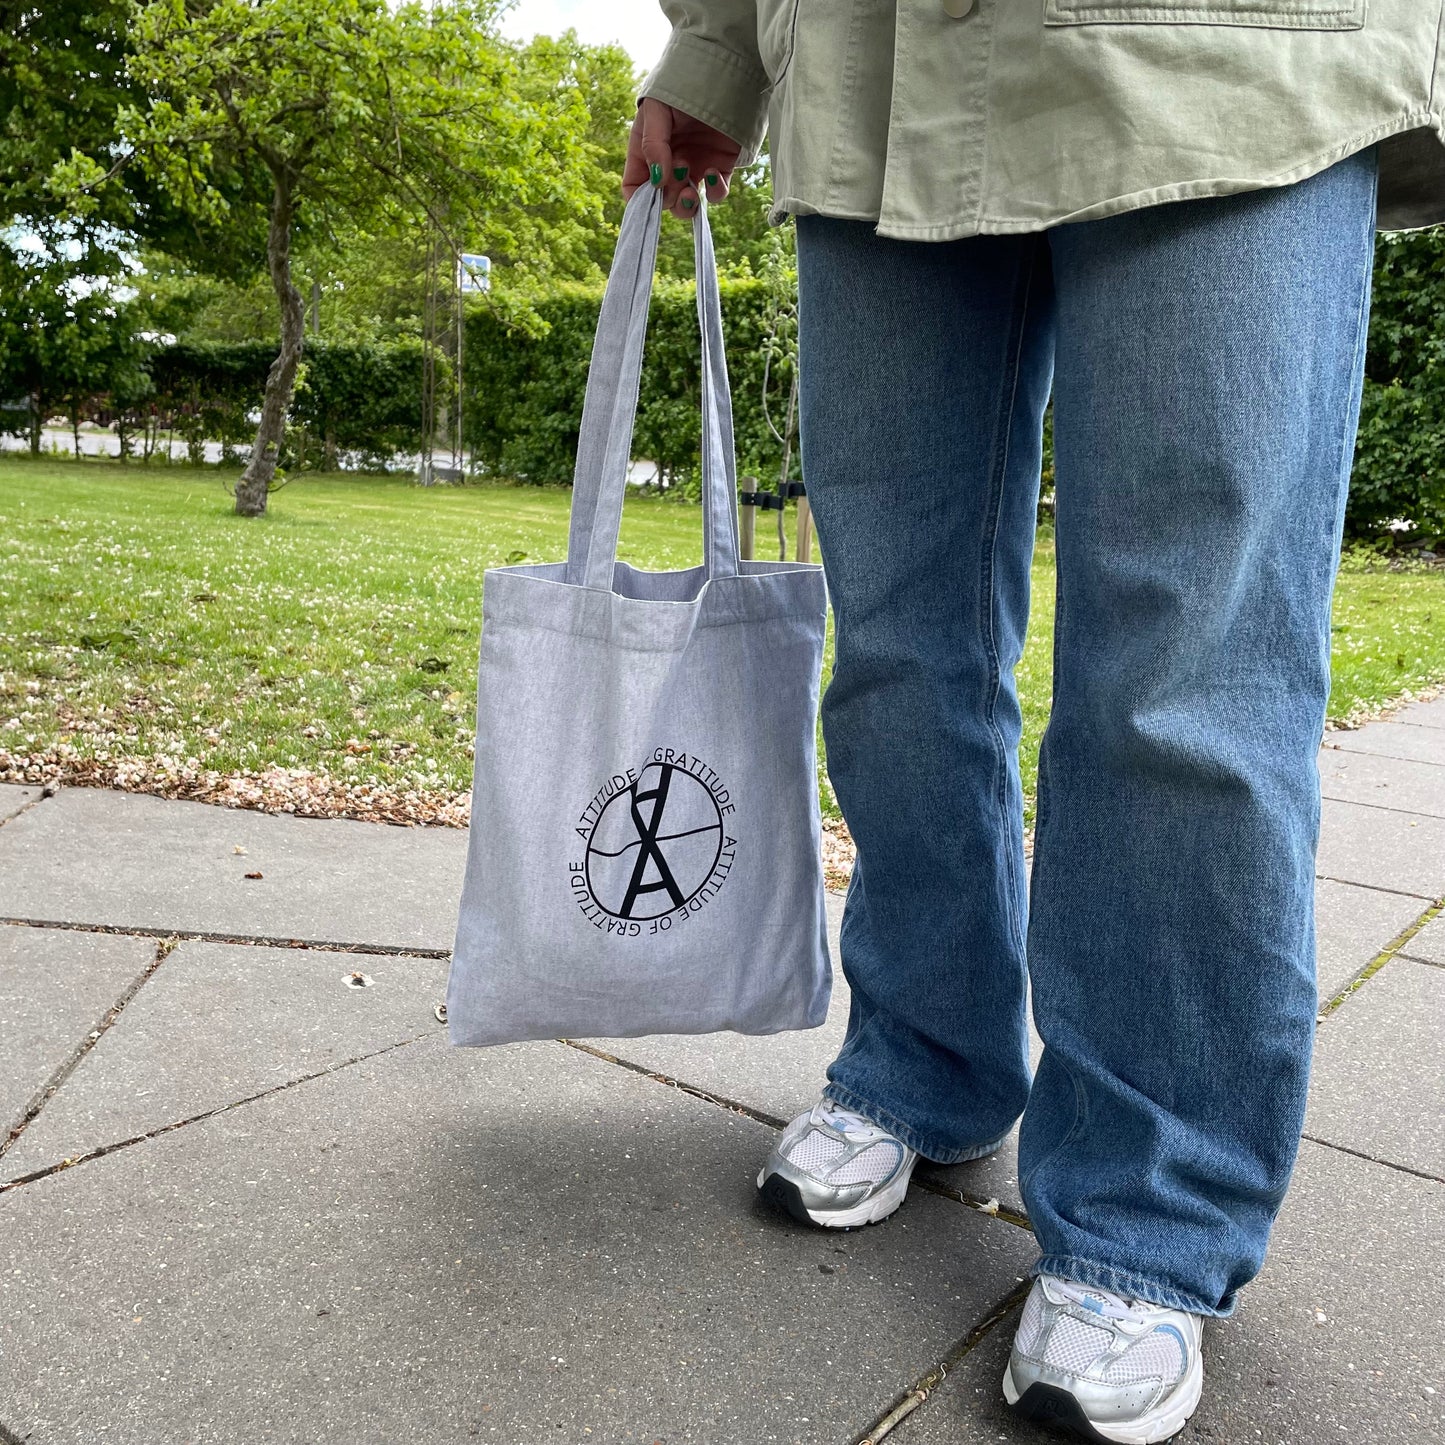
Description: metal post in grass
xmin=739 ymin=478 xmax=757 ymax=562
xmin=458 ymin=253 xmax=491 ymax=482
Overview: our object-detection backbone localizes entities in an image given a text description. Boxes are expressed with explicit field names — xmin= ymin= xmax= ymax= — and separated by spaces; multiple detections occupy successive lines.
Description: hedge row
xmin=141 ymin=339 xmax=434 ymax=469
xmin=463 ymin=275 xmax=797 ymax=493
xmin=464 ymin=247 xmax=1445 ymax=541
xmin=1350 ymin=230 xmax=1445 ymax=539
xmin=70 ymin=230 xmax=1445 ymax=538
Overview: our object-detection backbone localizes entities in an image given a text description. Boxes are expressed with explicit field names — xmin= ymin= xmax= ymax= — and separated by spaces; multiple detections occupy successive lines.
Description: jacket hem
xmin=769 ymin=111 xmax=1444 ymax=239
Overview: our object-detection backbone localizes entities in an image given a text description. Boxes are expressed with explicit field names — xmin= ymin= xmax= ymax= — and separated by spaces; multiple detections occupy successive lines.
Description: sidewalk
xmin=1 ymin=701 xmax=1441 ymax=1444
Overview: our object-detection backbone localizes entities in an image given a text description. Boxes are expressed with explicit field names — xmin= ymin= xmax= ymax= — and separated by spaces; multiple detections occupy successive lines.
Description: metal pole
xmin=453 ymin=253 xmax=464 ymax=473
xmin=777 ymin=372 xmax=798 ymax=560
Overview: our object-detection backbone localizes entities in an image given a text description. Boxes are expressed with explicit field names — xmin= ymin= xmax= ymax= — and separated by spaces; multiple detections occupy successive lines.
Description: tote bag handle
xmin=564 ymin=183 xmax=742 ymax=591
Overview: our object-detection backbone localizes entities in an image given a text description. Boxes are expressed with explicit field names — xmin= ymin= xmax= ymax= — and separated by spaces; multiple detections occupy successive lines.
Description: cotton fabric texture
xmin=447 ymin=184 xmax=832 ymax=1048
xmin=795 ymin=145 xmax=1380 ymax=1316
xmin=640 ymin=0 xmax=1445 ymax=237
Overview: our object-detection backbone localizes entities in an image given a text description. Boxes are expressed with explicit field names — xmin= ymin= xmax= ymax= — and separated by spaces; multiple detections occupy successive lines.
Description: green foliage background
xmin=1350 ymin=229 xmax=1445 ymax=540
xmin=463 ymin=272 xmax=797 ymax=492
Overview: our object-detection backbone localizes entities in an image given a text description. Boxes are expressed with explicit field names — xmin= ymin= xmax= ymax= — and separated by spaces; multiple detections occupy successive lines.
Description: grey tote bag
xmin=446 ymin=183 xmax=832 ymax=1047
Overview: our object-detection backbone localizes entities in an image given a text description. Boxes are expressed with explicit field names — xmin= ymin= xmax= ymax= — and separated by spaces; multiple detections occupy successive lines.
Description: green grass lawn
xmin=2 ymin=458 xmax=1442 ymax=825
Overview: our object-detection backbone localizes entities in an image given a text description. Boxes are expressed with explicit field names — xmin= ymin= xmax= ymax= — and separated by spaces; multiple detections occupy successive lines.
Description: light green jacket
xmin=638 ymin=0 xmax=1445 ymax=238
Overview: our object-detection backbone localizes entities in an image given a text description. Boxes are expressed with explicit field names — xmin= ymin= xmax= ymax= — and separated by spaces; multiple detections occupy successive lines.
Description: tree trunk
xmin=236 ymin=172 xmax=305 ymax=517
xmin=29 ymin=395 xmax=42 ymax=455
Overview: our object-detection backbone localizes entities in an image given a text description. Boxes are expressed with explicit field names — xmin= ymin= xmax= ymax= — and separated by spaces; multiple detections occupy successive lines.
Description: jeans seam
xmin=983 ymin=238 xmax=1041 ymax=960
xmin=1019 ymin=1050 xmax=1088 ymax=1197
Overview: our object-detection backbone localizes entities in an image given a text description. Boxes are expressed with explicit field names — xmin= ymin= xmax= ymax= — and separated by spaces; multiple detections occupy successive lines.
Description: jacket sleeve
xmin=637 ymin=2 xmax=770 ymax=165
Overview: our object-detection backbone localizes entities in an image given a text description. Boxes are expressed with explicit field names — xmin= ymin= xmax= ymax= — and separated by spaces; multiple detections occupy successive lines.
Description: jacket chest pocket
xmin=1044 ymin=0 xmax=1366 ymax=28
xmin=758 ymin=0 xmax=803 ymax=86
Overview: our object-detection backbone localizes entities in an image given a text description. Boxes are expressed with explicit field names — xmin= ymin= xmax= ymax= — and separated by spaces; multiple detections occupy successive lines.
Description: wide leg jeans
xmin=794 ymin=145 xmax=1380 ymax=1316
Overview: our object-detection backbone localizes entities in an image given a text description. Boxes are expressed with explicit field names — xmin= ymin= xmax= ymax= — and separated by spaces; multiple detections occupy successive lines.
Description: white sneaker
xmin=1003 ymin=1275 xmax=1205 ymax=1443
xmin=756 ymin=1099 xmax=919 ymax=1229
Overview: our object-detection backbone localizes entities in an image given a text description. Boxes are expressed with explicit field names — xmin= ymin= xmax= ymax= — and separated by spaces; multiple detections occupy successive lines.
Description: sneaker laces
xmin=810 ymin=1098 xmax=889 ymax=1142
xmin=1051 ymin=1278 xmax=1157 ymax=1324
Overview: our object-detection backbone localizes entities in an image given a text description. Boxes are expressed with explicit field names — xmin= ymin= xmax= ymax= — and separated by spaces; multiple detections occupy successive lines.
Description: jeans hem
xmin=821 ymin=1081 xmax=1012 ymax=1165
xmin=1032 ymin=1254 xmax=1237 ymax=1319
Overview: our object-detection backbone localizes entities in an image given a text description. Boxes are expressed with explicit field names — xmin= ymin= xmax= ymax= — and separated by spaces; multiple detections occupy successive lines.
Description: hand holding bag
xmin=446 ymin=182 xmax=832 ymax=1047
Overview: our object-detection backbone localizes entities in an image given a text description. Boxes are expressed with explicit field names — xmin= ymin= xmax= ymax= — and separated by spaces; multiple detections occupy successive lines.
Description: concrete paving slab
xmin=2 ymin=940 xmax=448 ymax=1183
xmin=0 ymin=787 xmax=467 ymax=951
xmin=1319 ymin=746 xmax=1445 ymax=818
xmin=1313 ymin=878 xmax=1428 ymax=1001
xmin=1315 ymin=799 xmax=1445 ymax=899
xmin=898 ymin=1141 xmax=1444 ymax=1444
xmin=0 ymin=781 xmax=42 ymax=822
xmin=1402 ymin=913 xmax=1445 ymax=966
xmin=585 ymin=891 xmax=1033 ymax=1216
xmin=0 ymin=925 xmax=153 ymax=1138
xmin=1329 ymin=720 xmax=1445 ymax=766
xmin=1383 ymin=695 xmax=1445 ymax=730
xmin=0 ymin=1035 xmax=1037 ymax=1445
xmin=1308 ymin=959 xmax=1445 ymax=1178
xmin=583 ymin=889 xmax=847 ymax=1124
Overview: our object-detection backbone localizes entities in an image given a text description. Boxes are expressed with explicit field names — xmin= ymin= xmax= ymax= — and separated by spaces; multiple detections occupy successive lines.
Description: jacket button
xmin=942 ymin=0 xmax=975 ymax=15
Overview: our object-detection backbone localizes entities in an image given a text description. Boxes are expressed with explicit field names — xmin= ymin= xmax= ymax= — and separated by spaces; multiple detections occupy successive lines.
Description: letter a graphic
xmin=620 ymin=765 xmax=687 ymax=918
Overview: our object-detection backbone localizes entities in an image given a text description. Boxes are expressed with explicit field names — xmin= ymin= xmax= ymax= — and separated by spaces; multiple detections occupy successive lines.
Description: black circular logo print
xmin=570 ymin=750 xmax=737 ymax=936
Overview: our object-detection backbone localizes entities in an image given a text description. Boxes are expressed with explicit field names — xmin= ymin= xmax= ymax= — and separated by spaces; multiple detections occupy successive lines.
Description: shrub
xmin=464 ymin=273 xmax=798 ymax=493
xmin=1349 ymin=230 xmax=1445 ymax=541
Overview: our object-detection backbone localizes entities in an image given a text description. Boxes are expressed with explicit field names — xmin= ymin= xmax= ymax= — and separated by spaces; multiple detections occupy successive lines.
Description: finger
xmin=621 ymin=131 xmax=652 ymax=198
xmin=621 ymin=157 xmax=649 ymax=199
xmin=702 ymin=168 xmax=730 ymax=203
xmin=667 ymin=153 xmax=696 ymax=219
xmin=637 ymin=99 xmax=674 ymax=193
xmin=673 ymin=177 xmax=701 ymax=221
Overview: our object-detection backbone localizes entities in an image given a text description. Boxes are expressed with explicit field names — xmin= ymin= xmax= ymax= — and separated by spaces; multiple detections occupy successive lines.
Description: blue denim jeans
xmin=795 ymin=145 xmax=1379 ymax=1318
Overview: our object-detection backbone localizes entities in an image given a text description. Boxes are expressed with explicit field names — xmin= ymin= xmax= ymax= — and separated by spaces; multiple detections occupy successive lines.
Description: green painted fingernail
xmin=649 ymin=163 xmax=662 ymax=186
xmin=673 ymin=165 xmax=688 ymax=180
xmin=682 ymin=196 xmax=695 ymax=209
xmin=706 ymin=172 xmax=719 ymax=187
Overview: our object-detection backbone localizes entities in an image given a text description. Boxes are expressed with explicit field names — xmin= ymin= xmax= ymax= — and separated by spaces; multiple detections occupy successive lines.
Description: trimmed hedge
xmin=141 ymin=339 xmax=433 ymax=469
xmin=1350 ymin=230 xmax=1445 ymax=540
xmin=463 ymin=275 xmax=798 ymax=492
xmin=15 ymin=230 xmax=1441 ymax=540
xmin=466 ymin=239 xmax=1445 ymax=542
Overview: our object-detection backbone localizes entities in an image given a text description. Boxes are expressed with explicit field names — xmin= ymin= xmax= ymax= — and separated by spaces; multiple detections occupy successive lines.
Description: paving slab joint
xmin=0 ymin=779 xmax=57 ymax=833
xmin=558 ymin=1039 xmax=789 ymax=1130
xmin=914 ymin=1175 xmax=1033 ymax=1233
xmin=1313 ymin=874 xmax=1436 ymax=902
xmin=2 ymin=934 xmax=177 ymax=1157
xmin=1396 ymin=952 xmax=1445 ymax=971
xmin=1298 ymin=1132 xmax=1445 ymax=1186
xmin=1316 ymin=896 xmax=1445 ymax=1022
xmin=559 ymin=1039 xmax=1031 ymax=1225
xmin=851 ymin=1279 xmax=1032 ymax=1445
xmin=0 ymin=1031 xmax=432 ymax=1196
xmin=0 ymin=915 xmax=451 ymax=960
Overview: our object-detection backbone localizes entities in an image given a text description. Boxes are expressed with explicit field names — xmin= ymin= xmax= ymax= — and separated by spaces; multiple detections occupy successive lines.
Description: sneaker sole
xmin=756 ymin=1155 xmax=917 ymax=1230
xmin=1002 ymin=1347 xmax=1204 ymax=1445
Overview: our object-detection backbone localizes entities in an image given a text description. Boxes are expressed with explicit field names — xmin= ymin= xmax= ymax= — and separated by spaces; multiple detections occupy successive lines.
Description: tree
xmin=0 ymin=1 xmax=270 ymax=278
xmin=0 ymin=247 xmax=152 ymax=455
xmin=80 ymin=0 xmax=600 ymax=514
